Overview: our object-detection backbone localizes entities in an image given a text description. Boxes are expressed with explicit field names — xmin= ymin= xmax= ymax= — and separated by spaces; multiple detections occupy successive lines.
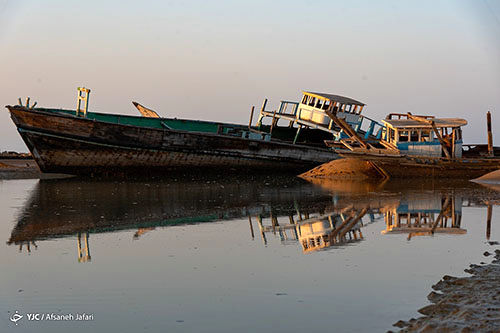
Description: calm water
xmin=0 ymin=176 xmax=499 ymax=333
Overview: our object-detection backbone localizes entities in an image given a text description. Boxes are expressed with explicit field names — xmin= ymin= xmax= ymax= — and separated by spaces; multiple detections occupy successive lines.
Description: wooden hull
xmin=338 ymin=151 xmax=500 ymax=179
xmin=7 ymin=106 xmax=338 ymax=175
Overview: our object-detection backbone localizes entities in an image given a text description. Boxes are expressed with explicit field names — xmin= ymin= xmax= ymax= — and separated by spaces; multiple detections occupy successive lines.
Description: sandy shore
xmin=473 ymin=170 xmax=500 ymax=193
xmin=392 ymin=246 xmax=500 ymax=332
xmin=299 ymin=158 xmax=383 ymax=180
xmin=474 ymin=169 xmax=500 ymax=183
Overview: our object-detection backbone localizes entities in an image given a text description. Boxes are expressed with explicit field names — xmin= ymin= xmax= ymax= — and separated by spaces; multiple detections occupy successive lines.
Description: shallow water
xmin=0 ymin=176 xmax=499 ymax=332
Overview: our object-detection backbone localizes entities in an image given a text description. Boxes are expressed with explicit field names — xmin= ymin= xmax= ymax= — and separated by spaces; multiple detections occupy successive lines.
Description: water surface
xmin=1 ymin=177 xmax=499 ymax=332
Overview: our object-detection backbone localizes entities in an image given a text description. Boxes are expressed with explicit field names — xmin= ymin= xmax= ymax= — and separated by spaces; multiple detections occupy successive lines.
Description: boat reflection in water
xmin=251 ymin=207 xmax=379 ymax=253
xmin=254 ymin=179 xmax=499 ymax=252
xmin=382 ymin=193 xmax=466 ymax=240
xmin=8 ymin=177 xmax=498 ymax=260
xmin=7 ymin=177 xmax=333 ymax=261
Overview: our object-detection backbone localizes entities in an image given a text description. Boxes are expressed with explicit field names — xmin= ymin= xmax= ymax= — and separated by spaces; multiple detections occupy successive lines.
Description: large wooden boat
xmin=5 ymin=89 xmax=381 ymax=175
xmin=305 ymin=112 xmax=500 ymax=179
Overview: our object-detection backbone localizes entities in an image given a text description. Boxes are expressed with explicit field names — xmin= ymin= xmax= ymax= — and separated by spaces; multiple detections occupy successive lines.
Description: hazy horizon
xmin=1 ymin=0 xmax=499 ymax=152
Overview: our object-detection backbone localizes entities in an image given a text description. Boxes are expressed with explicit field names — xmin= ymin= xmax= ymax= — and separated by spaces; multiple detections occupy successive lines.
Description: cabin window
xmin=316 ymin=99 xmax=323 ymax=109
xmin=410 ymin=130 xmax=419 ymax=142
xmin=309 ymin=97 xmax=316 ymax=106
xmin=323 ymin=100 xmax=330 ymax=110
xmin=302 ymin=95 xmax=308 ymax=104
xmin=442 ymin=127 xmax=453 ymax=140
xmin=420 ymin=130 xmax=431 ymax=142
xmin=398 ymin=130 xmax=409 ymax=142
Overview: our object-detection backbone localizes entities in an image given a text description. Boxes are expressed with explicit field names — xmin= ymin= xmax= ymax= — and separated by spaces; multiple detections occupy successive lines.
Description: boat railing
xmin=386 ymin=113 xmax=434 ymax=120
xmin=277 ymin=101 xmax=299 ymax=116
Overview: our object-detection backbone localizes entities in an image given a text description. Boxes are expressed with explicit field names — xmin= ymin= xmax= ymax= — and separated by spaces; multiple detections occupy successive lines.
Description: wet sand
xmin=393 ymin=246 xmax=500 ymax=332
xmin=474 ymin=169 xmax=500 ymax=183
xmin=299 ymin=158 xmax=382 ymax=179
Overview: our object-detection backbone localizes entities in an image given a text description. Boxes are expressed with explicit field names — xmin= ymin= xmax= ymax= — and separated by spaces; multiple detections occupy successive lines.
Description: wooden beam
xmin=407 ymin=113 xmax=451 ymax=158
xmin=248 ymin=216 xmax=255 ymax=239
xmin=338 ymin=209 xmax=368 ymax=239
xmin=368 ymin=161 xmax=390 ymax=179
xmin=329 ymin=213 xmax=356 ymax=239
xmin=487 ymin=111 xmax=494 ymax=157
xmin=132 ymin=101 xmax=160 ymax=118
xmin=269 ymin=110 xmax=277 ymax=134
xmin=451 ymin=128 xmax=456 ymax=158
xmin=325 ymin=110 xmax=370 ymax=149
xmin=431 ymin=197 xmax=452 ymax=233
xmin=380 ymin=140 xmax=399 ymax=151
xmin=486 ymin=204 xmax=492 ymax=240
xmin=260 ymin=98 xmax=268 ymax=113
xmin=256 ymin=215 xmax=267 ymax=245
xmin=248 ymin=106 xmax=255 ymax=128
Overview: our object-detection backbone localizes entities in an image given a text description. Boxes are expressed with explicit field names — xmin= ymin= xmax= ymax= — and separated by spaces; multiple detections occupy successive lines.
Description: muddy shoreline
xmin=0 ymin=158 xmax=69 ymax=179
xmin=393 ymin=246 xmax=500 ymax=332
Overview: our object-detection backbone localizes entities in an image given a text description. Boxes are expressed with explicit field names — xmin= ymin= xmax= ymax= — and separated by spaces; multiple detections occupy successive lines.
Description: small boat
xmin=305 ymin=112 xmax=500 ymax=179
xmin=5 ymin=88 xmax=379 ymax=175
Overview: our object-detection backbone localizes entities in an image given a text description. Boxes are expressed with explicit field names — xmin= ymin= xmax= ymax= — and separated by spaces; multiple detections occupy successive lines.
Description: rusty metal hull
xmin=7 ymin=106 xmax=338 ymax=175
xmin=338 ymin=151 xmax=500 ymax=179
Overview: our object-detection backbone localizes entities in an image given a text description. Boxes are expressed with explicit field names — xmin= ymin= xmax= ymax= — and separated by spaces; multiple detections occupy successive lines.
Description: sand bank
xmin=393 ymin=247 xmax=500 ymax=332
xmin=474 ymin=169 xmax=500 ymax=184
xmin=299 ymin=158 xmax=382 ymax=180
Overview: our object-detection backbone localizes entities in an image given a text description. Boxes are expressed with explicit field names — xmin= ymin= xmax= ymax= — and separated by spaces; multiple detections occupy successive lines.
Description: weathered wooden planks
xmin=7 ymin=106 xmax=338 ymax=175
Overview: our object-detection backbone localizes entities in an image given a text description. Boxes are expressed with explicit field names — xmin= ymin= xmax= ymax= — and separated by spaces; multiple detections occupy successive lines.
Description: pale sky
xmin=1 ymin=0 xmax=499 ymax=151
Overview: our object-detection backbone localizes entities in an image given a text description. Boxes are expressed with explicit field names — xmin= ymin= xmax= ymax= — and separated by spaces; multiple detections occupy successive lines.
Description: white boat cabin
xmin=382 ymin=114 xmax=467 ymax=158
xmin=255 ymin=91 xmax=384 ymax=143
xmin=297 ymin=91 xmax=365 ymax=127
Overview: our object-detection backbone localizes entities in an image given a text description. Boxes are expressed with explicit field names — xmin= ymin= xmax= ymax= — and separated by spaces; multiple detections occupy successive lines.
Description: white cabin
xmin=297 ymin=91 xmax=365 ymax=127
xmin=382 ymin=114 xmax=467 ymax=158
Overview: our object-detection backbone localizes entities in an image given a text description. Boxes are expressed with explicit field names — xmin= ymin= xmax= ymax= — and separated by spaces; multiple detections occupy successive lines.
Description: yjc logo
xmin=10 ymin=311 xmax=23 ymax=325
